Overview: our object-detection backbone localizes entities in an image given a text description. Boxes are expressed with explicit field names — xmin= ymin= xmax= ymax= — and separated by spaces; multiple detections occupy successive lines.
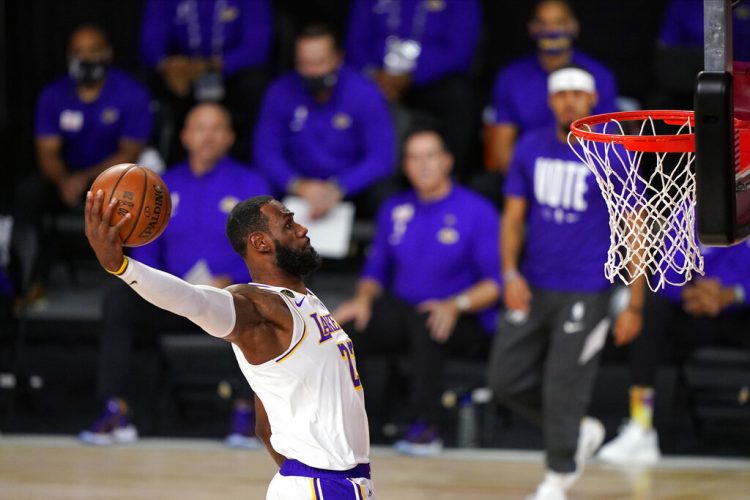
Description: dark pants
xmin=403 ymin=75 xmax=477 ymax=179
xmin=150 ymin=66 xmax=270 ymax=164
xmin=97 ymin=278 xmax=199 ymax=401
xmin=487 ymin=288 xmax=611 ymax=473
xmin=11 ymin=174 xmax=83 ymax=290
xmin=628 ymin=291 xmax=750 ymax=387
xmin=346 ymin=293 xmax=491 ymax=428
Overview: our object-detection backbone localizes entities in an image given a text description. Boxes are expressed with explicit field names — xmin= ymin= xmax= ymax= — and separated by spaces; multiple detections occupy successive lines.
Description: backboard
xmin=695 ymin=0 xmax=750 ymax=244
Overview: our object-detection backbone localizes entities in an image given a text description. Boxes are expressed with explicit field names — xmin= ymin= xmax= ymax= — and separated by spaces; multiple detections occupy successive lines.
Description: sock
xmin=630 ymin=385 xmax=654 ymax=430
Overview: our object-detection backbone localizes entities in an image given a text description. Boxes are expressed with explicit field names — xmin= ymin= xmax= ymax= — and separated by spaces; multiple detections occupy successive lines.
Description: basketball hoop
xmin=568 ymin=110 xmax=704 ymax=291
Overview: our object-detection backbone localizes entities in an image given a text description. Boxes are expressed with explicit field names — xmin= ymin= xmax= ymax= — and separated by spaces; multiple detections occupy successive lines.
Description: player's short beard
xmin=274 ymin=239 xmax=322 ymax=277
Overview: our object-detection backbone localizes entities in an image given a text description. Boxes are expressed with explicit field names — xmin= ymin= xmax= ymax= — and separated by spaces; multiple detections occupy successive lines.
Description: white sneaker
xmin=79 ymin=423 xmax=138 ymax=445
xmin=561 ymin=416 xmax=605 ymax=489
xmin=225 ymin=433 xmax=262 ymax=449
xmin=527 ymin=472 xmax=569 ymax=500
xmin=597 ymin=420 xmax=661 ymax=465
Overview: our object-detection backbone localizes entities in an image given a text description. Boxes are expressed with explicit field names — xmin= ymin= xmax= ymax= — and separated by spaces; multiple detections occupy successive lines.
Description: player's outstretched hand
xmin=84 ymin=189 xmax=131 ymax=273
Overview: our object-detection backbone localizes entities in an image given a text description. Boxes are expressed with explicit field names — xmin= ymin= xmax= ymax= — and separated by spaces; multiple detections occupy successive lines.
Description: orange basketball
xmin=90 ymin=163 xmax=171 ymax=247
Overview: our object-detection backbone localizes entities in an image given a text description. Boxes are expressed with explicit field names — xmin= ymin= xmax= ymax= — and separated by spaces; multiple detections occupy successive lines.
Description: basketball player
xmin=487 ymin=66 xmax=644 ymax=500
xmin=84 ymin=193 xmax=374 ymax=499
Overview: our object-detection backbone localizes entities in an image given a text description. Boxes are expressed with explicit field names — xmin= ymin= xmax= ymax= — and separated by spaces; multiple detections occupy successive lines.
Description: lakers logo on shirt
xmin=219 ymin=195 xmax=240 ymax=214
xmin=426 ymin=0 xmax=446 ymax=11
xmin=437 ymin=227 xmax=459 ymax=245
xmin=332 ymin=113 xmax=352 ymax=130
xmin=310 ymin=312 xmax=342 ymax=343
xmin=101 ymin=107 xmax=119 ymax=124
xmin=221 ymin=5 xmax=239 ymax=21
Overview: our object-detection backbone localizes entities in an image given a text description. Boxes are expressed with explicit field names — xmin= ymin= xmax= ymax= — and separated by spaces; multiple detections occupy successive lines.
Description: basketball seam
xmin=121 ymin=166 xmax=149 ymax=244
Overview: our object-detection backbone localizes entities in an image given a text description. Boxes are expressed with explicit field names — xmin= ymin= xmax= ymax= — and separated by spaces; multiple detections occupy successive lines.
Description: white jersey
xmin=231 ymin=283 xmax=370 ymax=470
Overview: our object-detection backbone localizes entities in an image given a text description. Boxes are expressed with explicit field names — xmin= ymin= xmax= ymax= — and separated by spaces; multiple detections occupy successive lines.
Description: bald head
xmin=181 ymin=103 xmax=235 ymax=174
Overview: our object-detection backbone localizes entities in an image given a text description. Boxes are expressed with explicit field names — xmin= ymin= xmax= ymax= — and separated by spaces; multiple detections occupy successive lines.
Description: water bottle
xmin=457 ymin=393 xmax=478 ymax=448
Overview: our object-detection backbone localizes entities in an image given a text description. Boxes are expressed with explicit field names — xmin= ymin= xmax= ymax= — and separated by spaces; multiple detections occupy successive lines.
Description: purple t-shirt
xmin=140 ymin=0 xmax=273 ymax=76
xmin=131 ymin=156 xmax=271 ymax=283
xmin=362 ymin=185 xmax=501 ymax=334
xmin=345 ymin=0 xmax=481 ymax=86
xmin=658 ymin=0 xmax=750 ymax=61
xmin=253 ymin=67 xmax=396 ymax=196
xmin=488 ymin=51 xmax=617 ymax=136
xmin=505 ymin=125 xmax=614 ymax=292
xmin=35 ymin=67 xmax=153 ymax=170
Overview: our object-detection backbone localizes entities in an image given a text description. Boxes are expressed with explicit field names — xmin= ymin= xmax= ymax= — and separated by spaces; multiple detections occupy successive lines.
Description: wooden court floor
xmin=1 ymin=436 xmax=748 ymax=499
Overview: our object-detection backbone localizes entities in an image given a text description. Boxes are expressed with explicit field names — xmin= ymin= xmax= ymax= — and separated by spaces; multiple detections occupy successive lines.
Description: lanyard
xmin=378 ymin=0 xmax=429 ymax=43
xmin=184 ymin=0 xmax=227 ymax=57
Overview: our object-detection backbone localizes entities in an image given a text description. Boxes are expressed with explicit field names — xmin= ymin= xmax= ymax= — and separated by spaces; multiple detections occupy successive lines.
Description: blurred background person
xmin=140 ymin=0 xmax=274 ymax=163
xmin=335 ymin=127 xmax=500 ymax=455
xmin=345 ymin=0 xmax=481 ymax=179
xmin=487 ymin=66 xmax=643 ymax=500
xmin=254 ymin=23 xmax=396 ymax=219
xmin=78 ymin=103 xmax=271 ymax=447
xmin=483 ymin=0 xmax=616 ymax=178
xmin=12 ymin=24 xmax=153 ymax=302
xmin=598 ymin=242 xmax=750 ymax=465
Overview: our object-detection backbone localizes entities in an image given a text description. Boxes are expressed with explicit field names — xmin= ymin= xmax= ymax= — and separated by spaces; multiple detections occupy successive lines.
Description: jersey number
xmin=337 ymin=340 xmax=362 ymax=390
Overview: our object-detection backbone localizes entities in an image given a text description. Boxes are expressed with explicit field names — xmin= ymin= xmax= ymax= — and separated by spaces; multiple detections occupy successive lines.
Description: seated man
xmin=254 ymin=23 xmax=396 ymax=219
xmin=13 ymin=24 xmax=153 ymax=296
xmin=484 ymin=0 xmax=617 ymax=175
xmin=79 ymin=103 xmax=271 ymax=446
xmin=140 ymin=0 xmax=274 ymax=162
xmin=598 ymin=241 xmax=750 ymax=465
xmin=345 ymin=0 xmax=482 ymax=178
xmin=334 ymin=127 xmax=501 ymax=456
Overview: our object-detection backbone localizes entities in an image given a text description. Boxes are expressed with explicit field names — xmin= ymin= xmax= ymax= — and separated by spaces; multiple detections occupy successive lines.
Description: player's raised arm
xmin=85 ymin=188 xmax=264 ymax=340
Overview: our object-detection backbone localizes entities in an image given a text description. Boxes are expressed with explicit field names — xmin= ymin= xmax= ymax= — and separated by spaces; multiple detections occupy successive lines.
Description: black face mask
xmin=68 ymin=58 xmax=108 ymax=86
xmin=274 ymin=239 xmax=322 ymax=278
xmin=302 ymin=71 xmax=338 ymax=97
xmin=535 ymin=30 xmax=575 ymax=55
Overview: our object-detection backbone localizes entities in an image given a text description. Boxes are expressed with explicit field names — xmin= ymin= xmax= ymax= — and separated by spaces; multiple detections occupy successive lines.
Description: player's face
xmin=263 ymin=201 xmax=322 ymax=277
xmin=181 ymin=105 xmax=235 ymax=166
xmin=403 ymin=133 xmax=453 ymax=195
xmin=549 ymin=90 xmax=598 ymax=131
xmin=295 ymin=36 xmax=341 ymax=78
xmin=68 ymin=28 xmax=111 ymax=63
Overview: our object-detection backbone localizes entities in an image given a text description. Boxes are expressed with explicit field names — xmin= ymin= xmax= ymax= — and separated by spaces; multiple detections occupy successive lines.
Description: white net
xmin=568 ymin=114 xmax=704 ymax=291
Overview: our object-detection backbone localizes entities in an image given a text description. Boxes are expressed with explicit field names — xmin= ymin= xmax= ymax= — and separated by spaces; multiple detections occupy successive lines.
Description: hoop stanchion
xmin=568 ymin=110 xmax=704 ymax=290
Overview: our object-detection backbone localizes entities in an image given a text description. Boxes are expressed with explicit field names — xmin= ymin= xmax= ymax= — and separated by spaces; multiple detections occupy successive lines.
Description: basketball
xmin=90 ymin=163 xmax=171 ymax=247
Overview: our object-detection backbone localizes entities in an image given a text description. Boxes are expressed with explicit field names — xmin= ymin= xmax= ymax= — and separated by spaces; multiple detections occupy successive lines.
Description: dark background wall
xmin=0 ymin=0 xmax=669 ymax=211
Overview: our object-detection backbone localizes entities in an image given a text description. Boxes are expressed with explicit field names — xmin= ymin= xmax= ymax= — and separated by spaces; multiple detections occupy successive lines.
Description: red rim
xmin=570 ymin=110 xmax=695 ymax=153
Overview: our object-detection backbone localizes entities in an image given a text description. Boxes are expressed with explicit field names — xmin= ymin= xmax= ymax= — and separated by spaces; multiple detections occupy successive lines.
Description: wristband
xmin=503 ymin=269 xmax=520 ymax=282
xmin=106 ymin=256 xmax=129 ymax=276
xmin=454 ymin=293 xmax=471 ymax=312
xmin=626 ymin=305 xmax=643 ymax=314
xmin=735 ymin=285 xmax=745 ymax=304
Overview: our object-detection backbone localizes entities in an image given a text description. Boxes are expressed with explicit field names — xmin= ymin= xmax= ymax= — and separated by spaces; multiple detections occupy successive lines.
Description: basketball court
xmin=1 ymin=436 xmax=748 ymax=499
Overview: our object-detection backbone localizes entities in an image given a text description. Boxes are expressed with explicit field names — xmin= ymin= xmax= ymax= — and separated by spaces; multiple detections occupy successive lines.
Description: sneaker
xmin=224 ymin=405 xmax=261 ymax=449
xmin=562 ymin=416 xmax=605 ymax=490
xmin=393 ymin=421 xmax=443 ymax=457
xmin=597 ymin=420 xmax=661 ymax=465
xmin=527 ymin=472 xmax=569 ymax=500
xmin=78 ymin=398 xmax=138 ymax=446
